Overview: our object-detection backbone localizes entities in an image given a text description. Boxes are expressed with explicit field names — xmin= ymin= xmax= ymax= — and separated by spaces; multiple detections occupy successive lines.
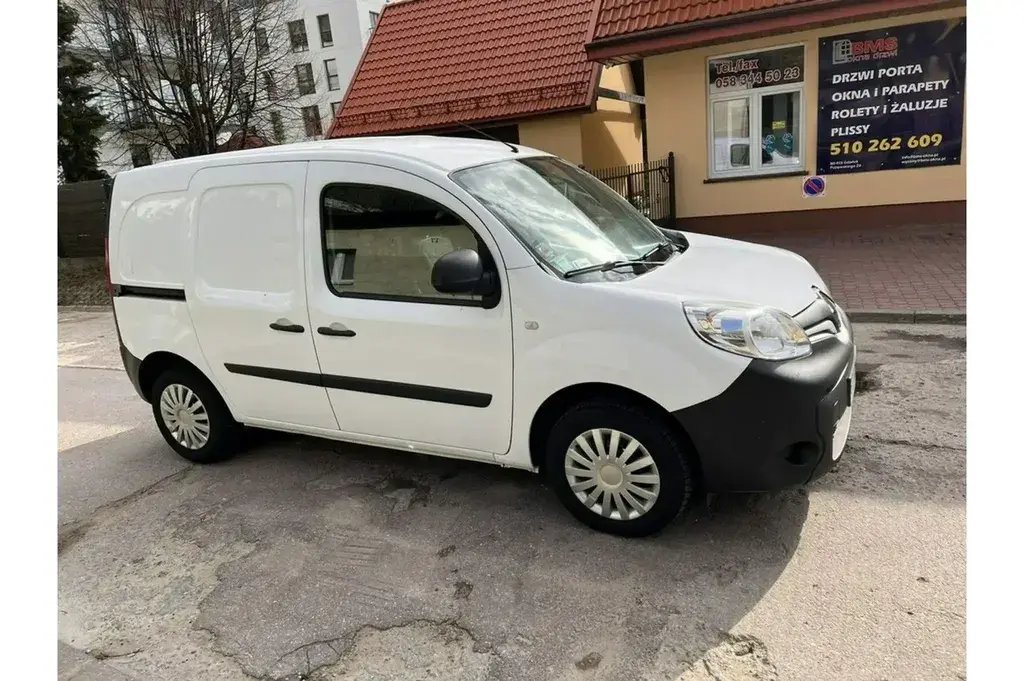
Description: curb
xmin=847 ymin=309 xmax=966 ymax=324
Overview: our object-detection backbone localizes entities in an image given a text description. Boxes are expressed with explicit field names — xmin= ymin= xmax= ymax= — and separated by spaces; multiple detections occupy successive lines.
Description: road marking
xmin=58 ymin=364 xmax=123 ymax=372
xmin=59 ymin=421 xmax=134 ymax=452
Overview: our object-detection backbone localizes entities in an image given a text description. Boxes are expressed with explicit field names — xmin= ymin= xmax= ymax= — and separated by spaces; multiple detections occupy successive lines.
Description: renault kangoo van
xmin=107 ymin=137 xmax=855 ymax=536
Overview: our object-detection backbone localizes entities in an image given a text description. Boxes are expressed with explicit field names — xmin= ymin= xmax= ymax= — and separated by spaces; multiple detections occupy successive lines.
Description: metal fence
xmin=58 ymin=178 xmax=113 ymax=258
xmin=583 ymin=153 xmax=676 ymax=229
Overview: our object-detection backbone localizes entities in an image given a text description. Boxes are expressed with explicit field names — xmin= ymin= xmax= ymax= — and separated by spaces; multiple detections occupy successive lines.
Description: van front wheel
xmin=150 ymin=369 xmax=240 ymax=463
xmin=545 ymin=400 xmax=694 ymax=537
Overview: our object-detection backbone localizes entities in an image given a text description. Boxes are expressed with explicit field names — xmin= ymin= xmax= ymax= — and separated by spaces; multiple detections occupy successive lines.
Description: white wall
xmin=78 ymin=0 xmax=388 ymax=177
xmin=281 ymin=0 xmax=387 ymax=142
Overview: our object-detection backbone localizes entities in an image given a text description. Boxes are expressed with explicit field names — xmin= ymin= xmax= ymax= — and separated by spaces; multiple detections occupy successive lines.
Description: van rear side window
xmin=319 ymin=184 xmax=495 ymax=305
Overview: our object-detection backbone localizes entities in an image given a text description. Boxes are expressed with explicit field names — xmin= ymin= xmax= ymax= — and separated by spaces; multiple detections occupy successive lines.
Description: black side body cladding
xmin=112 ymin=285 xmax=187 ymax=301
xmin=224 ymin=363 xmax=493 ymax=408
xmin=672 ymin=328 xmax=855 ymax=493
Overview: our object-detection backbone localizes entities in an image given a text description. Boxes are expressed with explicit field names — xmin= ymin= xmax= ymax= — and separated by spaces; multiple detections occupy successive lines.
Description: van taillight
xmin=104 ymin=237 xmax=114 ymax=295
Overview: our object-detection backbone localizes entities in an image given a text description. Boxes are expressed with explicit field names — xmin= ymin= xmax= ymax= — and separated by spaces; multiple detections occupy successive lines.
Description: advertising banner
xmin=708 ymin=46 xmax=804 ymax=94
xmin=816 ymin=19 xmax=965 ymax=175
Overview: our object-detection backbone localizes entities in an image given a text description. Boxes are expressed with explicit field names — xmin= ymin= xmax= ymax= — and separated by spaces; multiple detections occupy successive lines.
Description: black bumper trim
xmin=120 ymin=341 xmax=147 ymax=401
xmin=672 ymin=334 xmax=855 ymax=493
xmin=111 ymin=295 xmax=148 ymax=402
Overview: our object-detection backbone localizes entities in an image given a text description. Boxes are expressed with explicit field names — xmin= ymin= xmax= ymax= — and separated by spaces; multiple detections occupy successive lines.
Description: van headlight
xmin=683 ymin=302 xmax=811 ymax=361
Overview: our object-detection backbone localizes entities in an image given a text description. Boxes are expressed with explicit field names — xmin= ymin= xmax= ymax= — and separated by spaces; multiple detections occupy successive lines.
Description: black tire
xmin=150 ymin=368 xmax=241 ymax=464
xmin=545 ymin=400 xmax=695 ymax=537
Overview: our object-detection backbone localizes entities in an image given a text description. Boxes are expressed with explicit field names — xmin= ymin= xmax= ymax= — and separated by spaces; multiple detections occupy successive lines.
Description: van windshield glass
xmin=451 ymin=157 xmax=672 ymax=278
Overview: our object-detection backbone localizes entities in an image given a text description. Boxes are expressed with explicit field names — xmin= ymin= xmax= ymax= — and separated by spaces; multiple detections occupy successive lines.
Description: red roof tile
xmin=590 ymin=0 xmax=822 ymax=41
xmin=586 ymin=0 xmax=958 ymax=63
xmin=329 ymin=0 xmax=598 ymax=138
xmin=217 ymin=132 xmax=269 ymax=152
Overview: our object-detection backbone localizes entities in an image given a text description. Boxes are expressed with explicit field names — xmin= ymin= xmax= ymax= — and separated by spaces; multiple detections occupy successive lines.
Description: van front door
xmin=188 ymin=162 xmax=338 ymax=431
xmin=304 ymin=161 xmax=513 ymax=458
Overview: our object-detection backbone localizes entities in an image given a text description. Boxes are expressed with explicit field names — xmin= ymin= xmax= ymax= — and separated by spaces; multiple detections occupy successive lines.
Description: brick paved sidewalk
xmin=730 ymin=223 xmax=965 ymax=311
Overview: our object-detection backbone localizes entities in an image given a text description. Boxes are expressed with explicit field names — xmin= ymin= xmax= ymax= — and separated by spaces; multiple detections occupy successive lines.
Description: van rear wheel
xmin=150 ymin=369 xmax=240 ymax=464
xmin=545 ymin=400 xmax=695 ymax=537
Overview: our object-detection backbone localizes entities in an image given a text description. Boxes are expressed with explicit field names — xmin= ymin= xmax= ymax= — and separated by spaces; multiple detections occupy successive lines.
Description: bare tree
xmin=72 ymin=0 xmax=324 ymax=160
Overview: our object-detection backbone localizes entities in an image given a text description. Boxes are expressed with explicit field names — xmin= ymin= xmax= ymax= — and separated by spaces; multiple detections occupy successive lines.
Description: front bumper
xmin=673 ymin=325 xmax=856 ymax=493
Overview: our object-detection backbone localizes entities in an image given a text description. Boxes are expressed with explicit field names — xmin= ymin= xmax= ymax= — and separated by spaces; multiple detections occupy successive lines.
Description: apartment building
xmin=73 ymin=0 xmax=387 ymax=176
xmin=283 ymin=0 xmax=387 ymax=145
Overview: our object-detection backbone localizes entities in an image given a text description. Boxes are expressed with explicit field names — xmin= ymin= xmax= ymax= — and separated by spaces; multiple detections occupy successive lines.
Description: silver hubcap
xmin=564 ymin=428 xmax=661 ymax=521
xmin=159 ymin=383 xmax=211 ymax=450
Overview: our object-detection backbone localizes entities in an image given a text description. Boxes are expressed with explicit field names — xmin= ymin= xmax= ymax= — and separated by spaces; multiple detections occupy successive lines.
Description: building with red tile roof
xmin=326 ymin=0 xmax=646 ymax=170
xmin=578 ymin=0 xmax=965 ymax=239
xmin=329 ymin=0 xmax=600 ymax=138
xmin=585 ymin=0 xmax=962 ymax=62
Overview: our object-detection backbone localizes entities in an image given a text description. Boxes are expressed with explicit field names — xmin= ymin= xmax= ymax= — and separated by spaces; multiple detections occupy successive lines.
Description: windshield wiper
xmin=563 ymin=258 xmax=668 ymax=279
xmin=640 ymin=241 xmax=672 ymax=261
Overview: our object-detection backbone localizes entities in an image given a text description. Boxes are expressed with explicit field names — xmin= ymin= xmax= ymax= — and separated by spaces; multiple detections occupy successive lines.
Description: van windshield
xmin=451 ymin=156 xmax=674 ymax=279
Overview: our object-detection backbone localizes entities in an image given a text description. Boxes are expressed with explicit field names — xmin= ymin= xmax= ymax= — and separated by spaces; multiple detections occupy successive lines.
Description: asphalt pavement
xmin=58 ymin=308 xmax=966 ymax=681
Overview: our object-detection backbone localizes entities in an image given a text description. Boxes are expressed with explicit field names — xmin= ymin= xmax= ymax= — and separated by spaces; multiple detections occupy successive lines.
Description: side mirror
xmin=431 ymin=249 xmax=496 ymax=297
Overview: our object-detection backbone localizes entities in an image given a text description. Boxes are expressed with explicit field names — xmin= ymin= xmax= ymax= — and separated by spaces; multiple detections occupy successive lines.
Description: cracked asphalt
xmin=58 ymin=308 xmax=966 ymax=681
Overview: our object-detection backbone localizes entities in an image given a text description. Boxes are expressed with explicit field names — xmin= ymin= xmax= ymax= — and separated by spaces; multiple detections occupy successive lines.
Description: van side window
xmin=320 ymin=184 xmax=496 ymax=304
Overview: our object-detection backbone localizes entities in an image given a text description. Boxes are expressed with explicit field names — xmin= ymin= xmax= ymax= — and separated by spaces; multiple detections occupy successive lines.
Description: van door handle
xmin=317 ymin=323 xmax=356 ymax=337
xmin=269 ymin=319 xmax=305 ymax=333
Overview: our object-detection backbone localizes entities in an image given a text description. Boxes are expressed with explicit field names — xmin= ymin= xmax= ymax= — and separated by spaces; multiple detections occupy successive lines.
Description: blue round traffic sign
xmin=803 ymin=176 xmax=825 ymax=196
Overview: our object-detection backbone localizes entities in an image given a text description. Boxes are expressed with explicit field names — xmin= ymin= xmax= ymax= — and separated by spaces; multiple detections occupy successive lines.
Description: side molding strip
xmin=113 ymin=285 xmax=187 ymax=301
xmin=223 ymin=363 xmax=492 ymax=408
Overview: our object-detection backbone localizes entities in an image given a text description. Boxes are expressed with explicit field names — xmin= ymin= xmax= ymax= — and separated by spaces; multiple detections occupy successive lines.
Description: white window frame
xmin=706 ymin=43 xmax=806 ymax=181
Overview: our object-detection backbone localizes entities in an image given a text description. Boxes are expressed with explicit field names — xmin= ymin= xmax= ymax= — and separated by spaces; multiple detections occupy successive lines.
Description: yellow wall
xmin=644 ymin=7 xmax=966 ymax=218
xmin=519 ymin=114 xmax=585 ymax=165
xmin=580 ymin=65 xmax=645 ymax=168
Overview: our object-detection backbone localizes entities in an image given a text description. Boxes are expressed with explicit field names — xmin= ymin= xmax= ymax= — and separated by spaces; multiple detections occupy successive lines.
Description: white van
xmin=107 ymin=136 xmax=855 ymax=537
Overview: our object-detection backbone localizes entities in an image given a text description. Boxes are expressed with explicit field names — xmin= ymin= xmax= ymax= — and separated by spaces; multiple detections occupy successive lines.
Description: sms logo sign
xmin=832 ymin=36 xmax=898 ymax=64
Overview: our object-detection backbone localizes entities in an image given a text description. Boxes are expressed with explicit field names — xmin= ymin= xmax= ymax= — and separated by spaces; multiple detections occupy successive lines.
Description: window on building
xmin=707 ymin=45 xmax=805 ymax=179
xmin=270 ymin=110 xmax=285 ymax=143
xmin=125 ymin=98 xmax=146 ymax=130
xmin=320 ymin=184 xmax=492 ymax=304
xmin=230 ymin=9 xmax=243 ymax=39
xmin=209 ymin=7 xmax=227 ymax=42
xmin=295 ymin=63 xmax=315 ymax=95
xmin=369 ymin=11 xmax=379 ymax=29
xmin=317 ymin=14 xmax=333 ymax=47
xmin=287 ymin=19 xmax=308 ymax=52
xmin=324 ymin=58 xmax=340 ymax=91
xmin=302 ymin=105 xmax=323 ymax=137
xmin=331 ymin=101 xmax=342 ymax=118
xmin=255 ymin=27 xmax=269 ymax=57
xmin=263 ymin=70 xmax=277 ymax=99
xmin=231 ymin=61 xmax=246 ymax=89
xmin=131 ymin=144 xmax=152 ymax=168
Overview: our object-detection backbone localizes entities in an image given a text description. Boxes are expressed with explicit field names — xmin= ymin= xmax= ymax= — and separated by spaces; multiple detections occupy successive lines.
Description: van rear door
xmin=187 ymin=162 xmax=339 ymax=431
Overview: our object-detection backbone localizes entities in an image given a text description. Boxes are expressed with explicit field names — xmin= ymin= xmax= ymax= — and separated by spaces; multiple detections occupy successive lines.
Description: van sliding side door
xmin=188 ymin=162 xmax=339 ymax=430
